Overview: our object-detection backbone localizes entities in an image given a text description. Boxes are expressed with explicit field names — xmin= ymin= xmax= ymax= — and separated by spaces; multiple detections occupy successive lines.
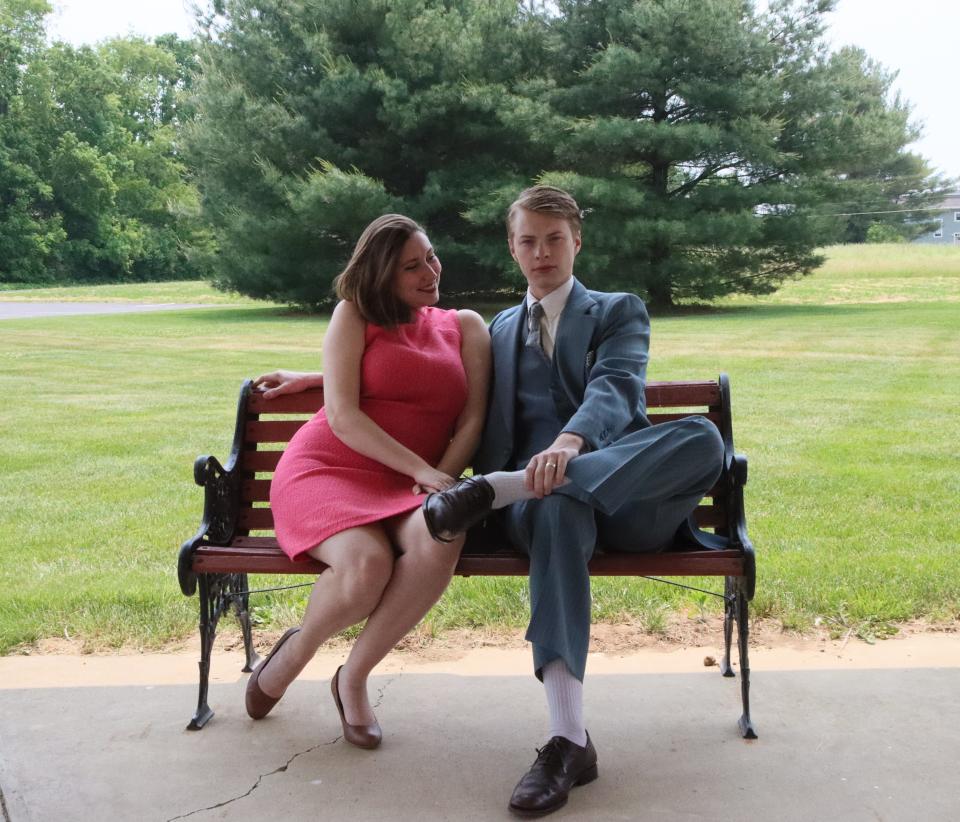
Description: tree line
xmin=1 ymin=0 xmax=952 ymax=307
xmin=0 ymin=0 xmax=209 ymax=283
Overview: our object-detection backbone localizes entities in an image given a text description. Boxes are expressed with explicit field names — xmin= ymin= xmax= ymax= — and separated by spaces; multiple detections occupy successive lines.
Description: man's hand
xmin=525 ymin=433 xmax=585 ymax=497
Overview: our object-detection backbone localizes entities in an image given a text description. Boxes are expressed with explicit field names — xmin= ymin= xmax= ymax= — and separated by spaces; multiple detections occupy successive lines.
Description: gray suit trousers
xmin=503 ymin=416 xmax=725 ymax=681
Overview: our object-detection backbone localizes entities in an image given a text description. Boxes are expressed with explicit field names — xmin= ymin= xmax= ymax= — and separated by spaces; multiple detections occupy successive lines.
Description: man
xmin=423 ymin=185 xmax=724 ymax=817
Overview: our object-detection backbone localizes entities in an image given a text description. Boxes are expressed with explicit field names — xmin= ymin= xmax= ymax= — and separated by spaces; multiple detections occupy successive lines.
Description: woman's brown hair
xmin=334 ymin=214 xmax=426 ymax=328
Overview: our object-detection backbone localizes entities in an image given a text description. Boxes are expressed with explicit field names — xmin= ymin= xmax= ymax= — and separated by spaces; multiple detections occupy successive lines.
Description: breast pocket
xmin=584 ymin=349 xmax=596 ymax=383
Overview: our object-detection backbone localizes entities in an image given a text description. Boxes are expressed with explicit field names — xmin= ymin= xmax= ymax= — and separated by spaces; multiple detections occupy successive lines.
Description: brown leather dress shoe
xmin=422 ymin=475 xmax=495 ymax=543
xmin=508 ymin=733 xmax=598 ymax=817
xmin=245 ymin=626 xmax=300 ymax=719
xmin=331 ymin=665 xmax=382 ymax=749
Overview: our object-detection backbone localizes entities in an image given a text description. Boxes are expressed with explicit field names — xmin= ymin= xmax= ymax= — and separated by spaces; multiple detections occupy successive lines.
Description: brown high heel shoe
xmin=245 ymin=627 xmax=300 ymax=719
xmin=331 ymin=665 xmax=382 ymax=749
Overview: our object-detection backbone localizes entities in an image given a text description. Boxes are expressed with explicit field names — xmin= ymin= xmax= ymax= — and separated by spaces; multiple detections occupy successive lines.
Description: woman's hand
xmin=252 ymin=370 xmax=320 ymax=399
xmin=411 ymin=466 xmax=457 ymax=495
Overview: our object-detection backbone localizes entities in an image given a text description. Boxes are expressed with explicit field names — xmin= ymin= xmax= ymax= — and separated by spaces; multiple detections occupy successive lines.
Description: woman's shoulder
xmin=420 ymin=305 xmax=462 ymax=327
xmin=455 ymin=308 xmax=486 ymax=334
xmin=332 ymin=298 xmax=363 ymax=323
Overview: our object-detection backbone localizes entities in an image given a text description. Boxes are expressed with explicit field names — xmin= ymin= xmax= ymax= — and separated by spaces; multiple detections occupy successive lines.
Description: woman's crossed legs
xmin=256 ymin=511 xmax=463 ymax=725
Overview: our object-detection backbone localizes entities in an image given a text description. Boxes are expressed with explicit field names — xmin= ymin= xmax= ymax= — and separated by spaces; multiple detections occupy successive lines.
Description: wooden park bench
xmin=178 ymin=374 xmax=757 ymax=738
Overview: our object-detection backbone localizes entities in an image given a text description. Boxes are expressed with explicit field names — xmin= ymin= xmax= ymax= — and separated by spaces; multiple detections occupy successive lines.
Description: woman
xmin=248 ymin=214 xmax=490 ymax=749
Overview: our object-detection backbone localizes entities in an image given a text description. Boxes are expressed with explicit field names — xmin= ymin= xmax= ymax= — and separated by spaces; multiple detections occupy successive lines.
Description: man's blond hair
xmin=507 ymin=185 xmax=582 ymax=237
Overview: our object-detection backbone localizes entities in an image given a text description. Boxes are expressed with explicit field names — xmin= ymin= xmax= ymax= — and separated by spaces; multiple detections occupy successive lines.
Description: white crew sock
xmin=542 ymin=658 xmax=587 ymax=747
xmin=484 ymin=470 xmax=535 ymax=508
xmin=484 ymin=470 xmax=569 ymax=509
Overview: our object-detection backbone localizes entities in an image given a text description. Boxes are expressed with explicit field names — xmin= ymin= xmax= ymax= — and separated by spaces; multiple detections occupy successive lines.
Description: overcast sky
xmin=46 ymin=0 xmax=960 ymax=183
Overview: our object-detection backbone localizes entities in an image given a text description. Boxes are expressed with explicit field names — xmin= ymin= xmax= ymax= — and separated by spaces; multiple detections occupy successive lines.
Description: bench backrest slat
xmin=236 ymin=502 xmax=726 ymax=533
xmin=235 ymin=379 xmax=730 ymax=539
xmin=248 ymin=389 xmax=326 ymax=414
xmin=239 ymin=477 xmax=728 ymax=504
xmin=241 ymin=411 xmax=723 ymax=446
xmin=245 ymin=420 xmax=308 ymax=442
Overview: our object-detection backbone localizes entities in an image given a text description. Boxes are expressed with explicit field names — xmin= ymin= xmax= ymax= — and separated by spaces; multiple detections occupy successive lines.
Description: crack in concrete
xmin=165 ymin=672 xmax=401 ymax=821
xmin=0 ymin=784 xmax=11 ymax=822
xmin=372 ymin=672 xmax=400 ymax=709
xmin=164 ymin=738 xmax=335 ymax=821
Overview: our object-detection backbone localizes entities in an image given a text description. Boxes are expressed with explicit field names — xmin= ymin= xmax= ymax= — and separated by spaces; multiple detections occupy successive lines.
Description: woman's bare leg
xmin=256 ymin=524 xmax=394 ymax=700
xmin=336 ymin=510 xmax=464 ymax=724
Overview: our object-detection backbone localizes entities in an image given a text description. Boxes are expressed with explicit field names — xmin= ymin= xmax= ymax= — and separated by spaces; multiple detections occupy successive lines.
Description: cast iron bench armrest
xmin=178 ymin=454 xmax=240 ymax=596
xmin=178 ymin=381 xmax=255 ymax=595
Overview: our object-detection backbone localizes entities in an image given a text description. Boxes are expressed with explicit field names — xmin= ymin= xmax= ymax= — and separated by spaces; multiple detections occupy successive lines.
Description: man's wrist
xmin=554 ymin=432 xmax=586 ymax=454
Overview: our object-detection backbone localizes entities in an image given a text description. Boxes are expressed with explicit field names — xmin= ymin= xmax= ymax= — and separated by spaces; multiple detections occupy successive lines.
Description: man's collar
xmin=526 ymin=276 xmax=575 ymax=319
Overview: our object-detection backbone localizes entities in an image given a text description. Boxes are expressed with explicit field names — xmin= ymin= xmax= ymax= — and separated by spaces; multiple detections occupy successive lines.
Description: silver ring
xmin=545 ymin=462 xmax=557 ymax=469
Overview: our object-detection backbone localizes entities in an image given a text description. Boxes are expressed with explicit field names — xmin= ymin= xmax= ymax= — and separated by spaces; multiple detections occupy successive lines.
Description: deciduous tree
xmin=0 ymin=0 xmax=64 ymax=282
xmin=0 ymin=0 xmax=207 ymax=283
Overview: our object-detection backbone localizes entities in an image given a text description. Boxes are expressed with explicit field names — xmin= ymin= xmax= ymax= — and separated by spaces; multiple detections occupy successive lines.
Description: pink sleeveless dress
xmin=270 ymin=307 xmax=468 ymax=560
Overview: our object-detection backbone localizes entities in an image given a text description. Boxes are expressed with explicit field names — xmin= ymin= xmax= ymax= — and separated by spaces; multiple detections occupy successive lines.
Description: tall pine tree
xmin=188 ymin=0 xmax=550 ymax=305
xmin=502 ymin=0 xmax=950 ymax=307
xmin=189 ymin=0 xmax=949 ymax=307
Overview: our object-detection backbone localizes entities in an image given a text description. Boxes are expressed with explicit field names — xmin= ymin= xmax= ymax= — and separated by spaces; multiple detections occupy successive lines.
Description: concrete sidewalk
xmin=2 ymin=639 xmax=959 ymax=821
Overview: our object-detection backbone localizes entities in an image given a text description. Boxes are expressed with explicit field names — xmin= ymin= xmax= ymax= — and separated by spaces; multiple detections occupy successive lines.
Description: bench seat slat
xmin=193 ymin=544 xmax=744 ymax=577
xmin=232 ymin=535 xmax=282 ymax=548
xmin=457 ymin=553 xmax=745 ymax=577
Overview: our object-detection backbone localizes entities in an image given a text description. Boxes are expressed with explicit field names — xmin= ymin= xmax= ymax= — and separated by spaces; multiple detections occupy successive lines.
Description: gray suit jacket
xmin=473 ymin=278 xmax=651 ymax=473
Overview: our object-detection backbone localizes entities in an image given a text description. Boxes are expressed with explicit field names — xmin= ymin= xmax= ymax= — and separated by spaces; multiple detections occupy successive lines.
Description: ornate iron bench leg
xmin=734 ymin=578 xmax=758 ymax=739
xmin=720 ymin=575 xmax=736 ymax=677
xmin=187 ymin=574 xmax=217 ymax=730
xmin=187 ymin=572 xmax=259 ymax=730
xmin=234 ymin=572 xmax=261 ymax=673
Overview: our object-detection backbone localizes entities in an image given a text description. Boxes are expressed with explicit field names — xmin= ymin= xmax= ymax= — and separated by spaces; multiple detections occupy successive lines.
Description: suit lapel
xmin=554 ymin=279 xmax=598 ymax=397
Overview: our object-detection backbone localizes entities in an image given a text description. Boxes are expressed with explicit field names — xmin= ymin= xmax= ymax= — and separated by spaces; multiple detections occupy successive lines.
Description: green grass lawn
xmin=720 ymin=243 xmax=960 ymax=306
xmin=1 ymin=244 xmax=958 ymax=652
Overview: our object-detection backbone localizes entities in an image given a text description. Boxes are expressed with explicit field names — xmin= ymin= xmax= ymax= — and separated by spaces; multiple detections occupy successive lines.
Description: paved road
xmin=0 ymin=301 xmax=214 ymax=320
